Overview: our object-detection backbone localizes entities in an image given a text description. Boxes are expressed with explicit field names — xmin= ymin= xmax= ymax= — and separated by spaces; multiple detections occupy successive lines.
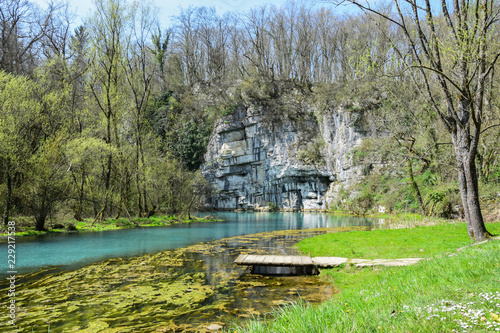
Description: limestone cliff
xmin=201 ymin=101 xmax=374 ymax=211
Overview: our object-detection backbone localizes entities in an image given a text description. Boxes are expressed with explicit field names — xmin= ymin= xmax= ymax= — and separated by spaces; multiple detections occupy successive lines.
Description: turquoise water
xmin=3 ymin=212 xmax=373 ymax=274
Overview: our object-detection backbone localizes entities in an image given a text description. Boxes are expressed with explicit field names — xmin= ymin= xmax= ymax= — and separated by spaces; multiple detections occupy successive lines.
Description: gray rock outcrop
xmin=201 ymin=101 xmax=374 ymax=211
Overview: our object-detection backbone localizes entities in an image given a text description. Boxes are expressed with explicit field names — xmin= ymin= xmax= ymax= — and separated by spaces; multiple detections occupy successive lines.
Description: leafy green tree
xmin=87 ymin=0 xmax=130 ymax=220
xmin=0 ymin=70 xmax=72 ymax=230
xmin=150 ymin=27 xmax=171 ymax=88
xmin=0 ymin=72 xmax=40 ymax=225
xmin=146 ymin=92 xmax=213 ymax=171
xmin=23 ymin=135 xmax=69 ymax=230
xmin=123 ymin=1 xmax=161 ymax=216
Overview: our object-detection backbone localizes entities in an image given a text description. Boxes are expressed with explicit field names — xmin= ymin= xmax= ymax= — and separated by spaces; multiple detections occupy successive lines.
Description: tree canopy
xmin=0 ymin=0 xmax=499 ymax=238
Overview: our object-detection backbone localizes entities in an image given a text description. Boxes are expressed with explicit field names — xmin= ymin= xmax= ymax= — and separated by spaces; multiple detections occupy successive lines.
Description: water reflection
xmin=0 ymin=228 xmax=354 ymax=332
xmin=4 ymin=212 xmax=373 ymax=274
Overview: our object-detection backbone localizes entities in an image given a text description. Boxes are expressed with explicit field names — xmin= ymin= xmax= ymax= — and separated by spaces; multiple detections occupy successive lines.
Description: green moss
xmin=0 ymin=228 xmax=336 ymax=332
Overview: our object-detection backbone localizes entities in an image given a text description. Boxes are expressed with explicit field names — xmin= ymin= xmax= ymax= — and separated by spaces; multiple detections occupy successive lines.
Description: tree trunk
xmin=452 ymin=127 xmax=491 ymax=242
xmin=35 ymin=199 xmax=48 ymax=231
xmin=104 ymin=115 xmax=112 ymax=217
xmin=146 ymin=205 xmax=156 ymax=218
xmin=35 ymin=215 xmax=47 ymax=231
xmin=3 ymin=171 xmax=12 ymax=226
xmin=92 ymin=204 xmax=105 ymax=226
xmin=464 ymin=154 xmax=490 ymax=241
xmin=74 ymin=168 xmax=86 ymax=221
xmin=456 ymin=163 xmax=473 ymax=238
xmin=407 ymin=158 xmax=424 ymax=215
xmin=139 ymin=139 xmax=149 ymax=215
xmin=135 ymin=140 xmax=143 ymax=217
xmin=136 ymin=179 xmax=143 ymax=217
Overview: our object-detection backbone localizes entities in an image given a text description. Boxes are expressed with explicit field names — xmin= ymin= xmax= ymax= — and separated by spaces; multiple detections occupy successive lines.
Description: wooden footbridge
xmin=234 ymin=254 xmax=319 ymax=275
xmin=234 ymin=254 xmax=423 ymax=275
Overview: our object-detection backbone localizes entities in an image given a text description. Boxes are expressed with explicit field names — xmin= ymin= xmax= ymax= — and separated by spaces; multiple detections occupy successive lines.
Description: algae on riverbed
xmin=0 ymin=228 xmax=364 ymax=332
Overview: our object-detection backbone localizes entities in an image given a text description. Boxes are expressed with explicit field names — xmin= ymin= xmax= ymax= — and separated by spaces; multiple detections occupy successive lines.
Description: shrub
xmin=268 ymin=202 xmax=279 ymax=211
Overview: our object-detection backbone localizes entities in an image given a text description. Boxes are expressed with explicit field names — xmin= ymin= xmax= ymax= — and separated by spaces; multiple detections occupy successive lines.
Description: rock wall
xmin=201 ymin=102 xmax=372 ymax=211
xmin=321 ymin=107 xmax=373 ymax=208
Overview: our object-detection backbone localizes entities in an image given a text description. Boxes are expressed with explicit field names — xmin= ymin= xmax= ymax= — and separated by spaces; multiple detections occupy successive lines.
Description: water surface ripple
xmin=5 ymin=212 xmax=373 ymax=273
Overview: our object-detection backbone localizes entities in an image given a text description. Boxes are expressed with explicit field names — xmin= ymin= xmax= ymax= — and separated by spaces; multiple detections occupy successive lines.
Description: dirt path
xmin=312 ymin=256 xmax=424 ymax=268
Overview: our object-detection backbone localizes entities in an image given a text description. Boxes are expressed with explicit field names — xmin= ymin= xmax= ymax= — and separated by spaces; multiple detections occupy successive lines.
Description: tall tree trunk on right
xmin=452 ymin=121 xmax=490 ymax=242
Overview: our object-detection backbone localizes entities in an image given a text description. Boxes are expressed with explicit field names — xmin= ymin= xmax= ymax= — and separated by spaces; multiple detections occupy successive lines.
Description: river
xmin=0 ymin=212 xmax=374 ymax=332
xmin=5 ymin=212 xmax=374 ymax=274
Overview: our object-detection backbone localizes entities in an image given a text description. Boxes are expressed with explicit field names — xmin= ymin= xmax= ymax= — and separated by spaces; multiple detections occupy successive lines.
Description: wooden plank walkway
xmin=234 ymin=254 xmax=318 ymax=275
xmin=234 ymin=254 xmax=314 ymax=266
xmin=235 ymin=254 xmax=424 ymax=272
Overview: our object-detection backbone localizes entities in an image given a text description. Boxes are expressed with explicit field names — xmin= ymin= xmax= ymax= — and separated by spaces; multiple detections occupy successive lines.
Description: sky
xmin=31 ymin=0 xmax=344 ymax=27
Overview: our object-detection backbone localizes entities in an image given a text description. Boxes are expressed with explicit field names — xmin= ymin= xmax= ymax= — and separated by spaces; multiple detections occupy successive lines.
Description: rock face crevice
xmin=202 ymin=102 xmax=373 ymax=210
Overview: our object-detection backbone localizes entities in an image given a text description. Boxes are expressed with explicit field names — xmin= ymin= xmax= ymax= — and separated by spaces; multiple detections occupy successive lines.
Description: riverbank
xmin=236 ymin=221 xmax=500 ymax=332
xmin=1 ymin=209 xmax=390 ymax=238
xmin=0 ymin=214 xmax=223 ymax=237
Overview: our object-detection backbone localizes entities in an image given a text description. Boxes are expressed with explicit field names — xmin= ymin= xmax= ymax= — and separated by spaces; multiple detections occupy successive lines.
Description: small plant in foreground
xmin=403 ymin=293 xmax=500 ymax=332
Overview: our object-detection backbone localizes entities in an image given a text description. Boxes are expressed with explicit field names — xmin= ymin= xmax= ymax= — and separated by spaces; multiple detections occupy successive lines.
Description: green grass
xmin=0 ymin=214 xmax=222 ymax=237
xmin=236 ymin=237 xmax=500 ymax=333
xmin=327 ymin=209 xmax=425 ymax=221
xmin=296 ymin=222 xmax=500 ymax=259
xmin=367 ymin=212 xmax=425 ymax=220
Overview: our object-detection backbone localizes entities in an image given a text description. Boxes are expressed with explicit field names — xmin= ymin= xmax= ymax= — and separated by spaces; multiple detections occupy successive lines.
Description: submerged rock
xmin=206 ymin=323 xmax=223 ymax=331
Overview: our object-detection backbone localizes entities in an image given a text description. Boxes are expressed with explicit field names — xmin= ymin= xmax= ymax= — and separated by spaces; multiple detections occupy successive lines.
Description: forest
xmin=1 ymin=0 xmax=499 ymax=238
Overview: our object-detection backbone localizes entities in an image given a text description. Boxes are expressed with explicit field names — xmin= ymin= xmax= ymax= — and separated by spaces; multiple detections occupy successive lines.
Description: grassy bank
xmin=297 ymin=222 xmax=500 ymax=259
xmin=1 ymin=214 xmax=223 ymax=237
xmin=236 ymin=223 xmax=500 ymax=332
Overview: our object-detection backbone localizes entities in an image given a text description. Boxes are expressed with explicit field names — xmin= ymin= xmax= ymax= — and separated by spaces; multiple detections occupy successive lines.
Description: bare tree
xmin=124 ymin=1 xmax=160 ymax=217
xmin=175 ymin=7 xmax=203 ymax=85
xmin=335 ymin=0 xmax=499 ymax=241
xmin=87 ymin=0 xmax=129 ymax=221
xmin=242 ymin=6 xmax=275 ymax=80
xmin=0 ymin=0 xmax=57 ymax=74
